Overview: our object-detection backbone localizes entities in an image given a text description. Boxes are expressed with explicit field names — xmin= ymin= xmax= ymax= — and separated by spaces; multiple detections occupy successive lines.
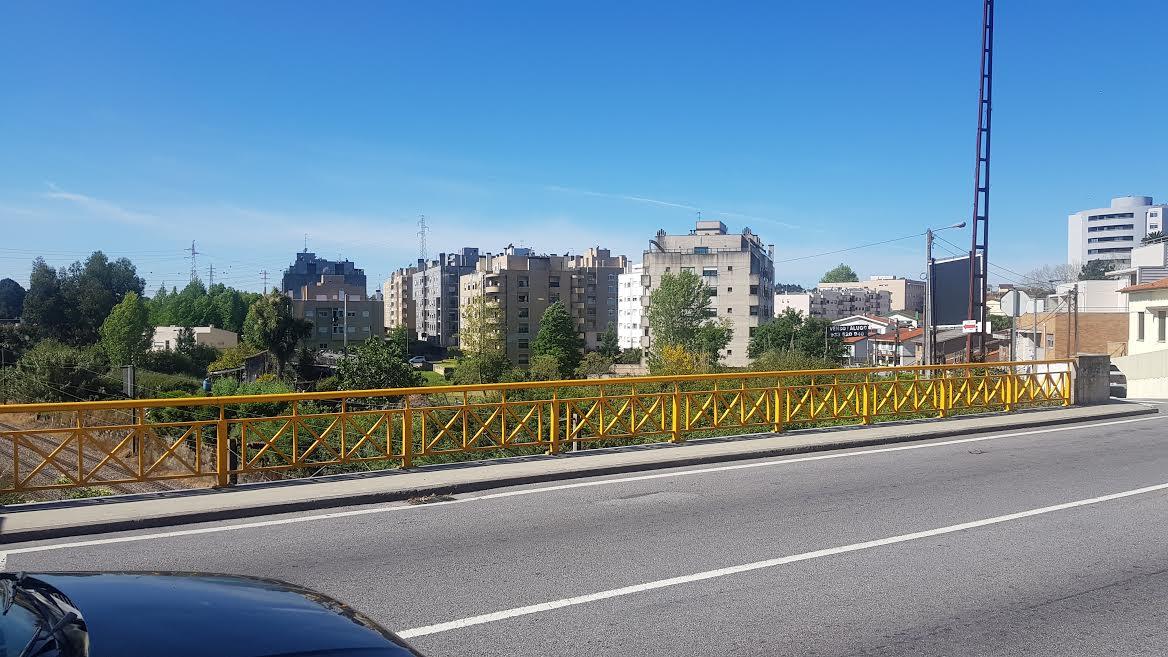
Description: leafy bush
xmin=208 ymin=344 xmax=264 ymax=373
xmin=135 ymin=369 xmax=202 ymax=396
xmin=4 ymin=340 xmax=117 ymax=403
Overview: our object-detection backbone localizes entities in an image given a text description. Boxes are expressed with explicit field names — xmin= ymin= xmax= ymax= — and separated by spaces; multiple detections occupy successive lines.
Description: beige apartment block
xmin=460 ymin=246 xmax=627 ymax=366
xmin=291 ymin=274 xmax=384 ymax=352
xmin=151 ymin=326 xmax=239 ymax=351
xmin=818 ymin=275 xmax=924 ymax=313
xmin=382 ymin=265 xmax=417 ymax=335
xmin=641 ymin=220 xmax=775 ymax=367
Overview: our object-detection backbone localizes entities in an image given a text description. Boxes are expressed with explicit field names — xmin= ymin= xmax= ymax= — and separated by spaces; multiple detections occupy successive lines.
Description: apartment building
xmin=775 ymin=288 xmax=892 ymax=321
xmin=382 ymin=265 xmax=417 ymax=336
xmin=641 ymin=220 xmax=775 ymax=367
xmin=1067 ymin=196 xmax=1167 ymax=268
xmin=281 ymin=251 xmax=366 ymax=299
xmin=817 ymin=275 xmax=924 ymax=313
xmin=617 ymin=263 xmax=644 ymax=350
xmin=411 ymin=248 xmax=480 ymax=348
xmin=460 ymin=246 xmax=627 ymax=365
xmin=291 ymin=274 xmax=384 ymax=352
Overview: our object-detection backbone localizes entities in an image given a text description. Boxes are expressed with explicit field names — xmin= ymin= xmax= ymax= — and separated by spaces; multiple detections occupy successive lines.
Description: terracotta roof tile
xmin=1118 ymin=277 xmax=1168 ymax=293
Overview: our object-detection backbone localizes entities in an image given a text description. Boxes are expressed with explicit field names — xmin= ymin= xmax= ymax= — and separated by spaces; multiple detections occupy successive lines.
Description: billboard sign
xmin=828 ymin=326 xmax=870 ymax=339
xmin=930 ymin=254 xmax=984 ymax=327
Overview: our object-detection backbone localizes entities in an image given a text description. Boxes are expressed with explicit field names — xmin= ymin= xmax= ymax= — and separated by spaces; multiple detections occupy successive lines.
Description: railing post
xmin=402 ymin=397 xmax=414 ymax=468
xmin=861 ymin=374 xmax=872 ymax=425
xmin=670 ymin=381 xmax=683 ymax=443
xmin=76 ymin=410 xmax=85 ymax=485
xmin=937 ymin=374 xmax=948 ymax=418
xmin=548 ymin=388 xmax=561 ymax=455
xmin=1003 ymin=372 xmax=1014 ymax=412
xmin=1063 ymin=369 xmax=1072 ymax=406
xmin=136 ymin=404 xmax=145 ymax=480
xmin=772 ymin=381 xmax=784 ymax=434
xmin=216 ymin=404 xmax=230 ymax=488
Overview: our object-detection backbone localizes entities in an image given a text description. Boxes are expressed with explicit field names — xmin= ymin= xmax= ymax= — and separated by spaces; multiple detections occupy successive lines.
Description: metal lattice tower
xmin=966 ymin=0 xmax=994 ymax=362
xmin=186 ymin=241 xmax=200 ymax=283
xmin=417 ymin=214 xmax=428 ymax=261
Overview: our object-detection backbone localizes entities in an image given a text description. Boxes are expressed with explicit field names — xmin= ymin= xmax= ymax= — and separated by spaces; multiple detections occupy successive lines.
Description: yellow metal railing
xmin=0 ymin=360 xmax=1074 ymax=494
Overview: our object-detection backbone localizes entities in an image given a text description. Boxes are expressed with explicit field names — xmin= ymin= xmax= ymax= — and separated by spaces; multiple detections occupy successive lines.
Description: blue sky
xmin=2 ymin=1 xmax=1166 ymax=293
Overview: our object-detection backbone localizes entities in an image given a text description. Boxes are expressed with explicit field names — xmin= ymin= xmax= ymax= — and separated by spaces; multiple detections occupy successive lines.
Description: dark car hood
xmin=30 ymin=572 xmax=421 ymax=657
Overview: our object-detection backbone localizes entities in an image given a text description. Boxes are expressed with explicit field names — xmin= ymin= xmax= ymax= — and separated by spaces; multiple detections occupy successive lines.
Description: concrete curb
xmin=1 ymin=404 xmax=1158 ymax=544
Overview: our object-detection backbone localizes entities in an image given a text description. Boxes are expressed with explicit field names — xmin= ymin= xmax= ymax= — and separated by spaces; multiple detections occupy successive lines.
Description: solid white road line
xmin=0 ymin=415 xmax=1158 ymax=559
xmin=397 ymin=479 xmax=1168 ymax=639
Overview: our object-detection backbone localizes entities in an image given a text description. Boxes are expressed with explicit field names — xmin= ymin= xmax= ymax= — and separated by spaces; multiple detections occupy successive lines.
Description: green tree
xmin=575 ymin=352 xmax=614 ymax=378
xmin=337 ymin=337 xmax=421 ymax=392
xmin=0 ymin=278 xmax=26 ymax=320
xmin=99 ymin=291 xmax=154 ymax=366
xmin=242 ymin=291 xmax=312 ymax=376
xmin=775 ymin=282 xmax=806 ymax=294
xmin=208 ymin=343 xmax=263 ymax=373
xmin=21 ymin=258 xmax=68 ymax=341
xmin=530 ymin=301 xmax=583 ymax=377
xmin=645 ymin=271 xmax=731 ymax=369
xmin=1078 ymin=259 xmax=1115 ymax=281
xmin=451 ymin=353 xmax=510 ymax=385
xmin=616 ymin=347 xmax=642 ymax=364
xmin=459 ymin=296 xmax=505 ymax=359
xmin=747 ymin=308 xmax=844 ymax=361
xmin=599 ymin=321 xmax=620 ymax=358
xmin=0 ymin=324 xmax=31 ymax=367
xmin=386 ymin=325 xmax=410 ymax=359
xmin=820 ymin=263 xmax=859 ymax=284
xmin=293 ymin=345 xmax=318 ymax=383
xmin=989 ymin=314 xmax=1012 ymax=332
xmin=527 ymin=354 xmax=562 ymax=381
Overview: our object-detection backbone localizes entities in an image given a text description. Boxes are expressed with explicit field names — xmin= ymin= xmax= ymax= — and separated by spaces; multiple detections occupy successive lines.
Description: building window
xmin=749 ymin=306 xmax=759 ymax=316
xmin=519 ymin=324 xmax=530 ymax=334
xmin=749 ymin=326 xmax=757 ymax=337
xmin=1160 ymin=311 xmax=1166 ymax=342
xmin=549 ymin=276 xmax=560 ymax=288
xmin=1047 ymin=335 xmax=1055 ymax=349
xmin=518 ymin=308 xmax=529 ymax=318
xmin=749 ymin=285 xmax=759 ymax=295
xmin=681 ymin=267 xmax=694 ymax=274
xmin=727 ymin=266 xmax=733 ymax=271
xmin=518 ymin=294 xmax=528 ymax=303
xmin=518 ymin=277 xmax=529 ymax=288
xmin=517 ymin=339 xmax=529 ymax=349
xmin=550 ymin=293 xmax=560 ymax=302
xmin=702 ymin=267 xmax=718 ymax=278
xmin=362 ymin=326 xmax=370 ymax=332
xmin=693 ymin=246 xmax=709 ymax=254
xmin=726 ymin=308 xmax=733 ymax=314
xmin=1138 ymin=312 xmax=1145 ymax=340
xmin=726 ymin=287 xmax=733 ymax=293
xmin=518 ymin=355 xmax=529 ymax=365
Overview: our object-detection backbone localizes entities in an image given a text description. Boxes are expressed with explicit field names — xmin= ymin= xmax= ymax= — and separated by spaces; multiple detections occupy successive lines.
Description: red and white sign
xmin=961 ymin=319 xmax=979 ymax=334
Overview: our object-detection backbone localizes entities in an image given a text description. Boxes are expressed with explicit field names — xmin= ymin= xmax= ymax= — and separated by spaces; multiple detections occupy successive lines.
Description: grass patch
xmin=420 ymin=371 xmax=449 ymax=386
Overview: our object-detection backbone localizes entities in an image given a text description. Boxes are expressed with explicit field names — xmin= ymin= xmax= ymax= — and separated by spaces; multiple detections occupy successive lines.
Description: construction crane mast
xmin=966 ymin=0 xmax=994 ymax=362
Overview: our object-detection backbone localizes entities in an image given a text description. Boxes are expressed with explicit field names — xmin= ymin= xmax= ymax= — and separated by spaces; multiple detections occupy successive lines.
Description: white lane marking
xmin=398 ymin=479 xmax=1168 ymax=639
xmin=0 ymin=415 xmax=1159 ymax=559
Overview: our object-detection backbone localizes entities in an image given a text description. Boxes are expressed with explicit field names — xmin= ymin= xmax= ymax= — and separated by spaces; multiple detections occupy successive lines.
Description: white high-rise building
xmin=1068 ymin=196 xmax=1166 ymax=268
xmin=617 ymin=263 xmax=644 ymax=350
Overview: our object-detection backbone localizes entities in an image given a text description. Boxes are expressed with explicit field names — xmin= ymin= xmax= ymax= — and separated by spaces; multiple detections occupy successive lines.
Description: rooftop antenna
xmin=304 ymin=233 xmax=309 ymax=253
xmin=186 ymin=241 xmax=200 ymax=282
xmin=417 ymin=213 xmax=428 ymax=261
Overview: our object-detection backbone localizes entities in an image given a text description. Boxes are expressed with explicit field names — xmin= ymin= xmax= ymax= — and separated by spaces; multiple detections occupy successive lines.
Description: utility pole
xmin=1071 ymin=283 xmax=1079 ymax=356
xmin=924 ymin=229 xmax=934 ymax=366
xmin=260 ymin=270 xmax=269 ymax=292
xmin=342 ymin=289 xmax=349 ymax=354
xmin=965 ymin=0 xmax=995 ymax=363
xmin=208 ymin=263 xmax=214 ymax=287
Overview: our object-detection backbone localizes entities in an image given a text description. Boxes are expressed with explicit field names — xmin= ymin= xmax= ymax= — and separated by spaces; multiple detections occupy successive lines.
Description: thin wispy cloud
xmin=544 ymin=184 xmax=804 ymax=230
xmin=41 ymin=185 xmax=160 ymax=227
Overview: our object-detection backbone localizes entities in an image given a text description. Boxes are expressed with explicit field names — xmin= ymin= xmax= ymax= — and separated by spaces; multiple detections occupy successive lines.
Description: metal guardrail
xmin=0 ymin=360 xmax=1073 ymax=494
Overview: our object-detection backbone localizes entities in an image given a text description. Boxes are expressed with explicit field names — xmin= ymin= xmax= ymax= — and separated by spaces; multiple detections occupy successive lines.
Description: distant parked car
xmin=0 ymin=572 xmax=425 ymax=657
xmin=1110 ymin=364 xmax=1127 ymax=398
xmin=408 ymin=356 xmax=427 ymax=368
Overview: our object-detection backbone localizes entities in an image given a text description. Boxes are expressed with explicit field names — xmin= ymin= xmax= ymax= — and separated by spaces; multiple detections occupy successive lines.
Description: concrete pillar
xmin=1074 ymin=354 xmax=1111 ymax=406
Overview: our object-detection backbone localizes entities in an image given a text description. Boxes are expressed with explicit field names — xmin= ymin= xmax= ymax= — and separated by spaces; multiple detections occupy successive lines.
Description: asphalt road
xmin=5 ymin=413 xmax=1168 ymax=656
